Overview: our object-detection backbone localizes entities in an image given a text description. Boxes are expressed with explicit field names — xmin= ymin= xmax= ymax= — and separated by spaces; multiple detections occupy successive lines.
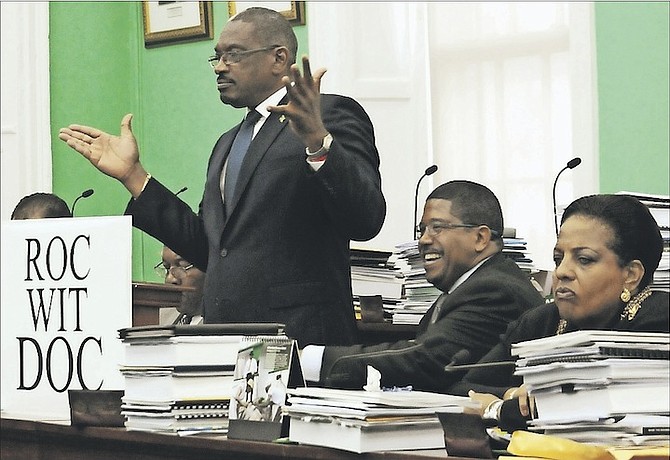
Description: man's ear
xmin=473 ymin=226 xmax=493 ymax=252
xmin=624 ymin=259 xmax=645 ymax=294
xmin=271 ymin=46 xmax=290 ymax=74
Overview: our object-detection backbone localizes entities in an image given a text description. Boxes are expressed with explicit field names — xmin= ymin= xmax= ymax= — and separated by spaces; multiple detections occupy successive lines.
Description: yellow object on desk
xmin=501 ymin=431 xmax=670 ymax=460
xmin=500 ymin=445 xmax=670 ymax=460
xmin=506 ymin=431 xmax=616 ymax=460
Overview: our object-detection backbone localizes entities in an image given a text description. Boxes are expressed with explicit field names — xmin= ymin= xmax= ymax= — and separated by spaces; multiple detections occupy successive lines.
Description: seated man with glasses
xmin=300 ymin=180 xmax=545 ymax=392
xmin=156 ymin=246 xmax=206 ymax=325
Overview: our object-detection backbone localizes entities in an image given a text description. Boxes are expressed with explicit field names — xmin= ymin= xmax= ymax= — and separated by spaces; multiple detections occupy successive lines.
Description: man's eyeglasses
xmin=417 ymin=221 xmax=500 ymax=238
xmin=207 ymin=45 xmax=279 ymax=68
xmin=154 ymin=261 xmax=195 ymax=279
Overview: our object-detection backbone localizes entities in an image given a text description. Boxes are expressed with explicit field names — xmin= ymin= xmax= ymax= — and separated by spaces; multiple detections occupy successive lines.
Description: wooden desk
xmin=132 ymin=282 xmax=191 ymax=326
xmin=0 ymin=418 xmax=484 ymax=460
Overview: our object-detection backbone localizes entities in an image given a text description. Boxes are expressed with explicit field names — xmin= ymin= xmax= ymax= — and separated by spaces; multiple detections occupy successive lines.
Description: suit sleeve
xmin=448 ymin=304 xmax=560 ymax=397
xmin=125 ymin=177 xmax=209 ymax=270
xmin=311 ymin=95 xmax=386 ymax=241
xmin=321 ymin=271 xmax=539 ymax=393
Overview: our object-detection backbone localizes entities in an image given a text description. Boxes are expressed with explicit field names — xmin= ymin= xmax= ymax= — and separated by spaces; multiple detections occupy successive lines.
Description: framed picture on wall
xmin=228 ymin=1 xmax=305 ymax=26
xmin=142 ymin=1 xmax=214 ymax=47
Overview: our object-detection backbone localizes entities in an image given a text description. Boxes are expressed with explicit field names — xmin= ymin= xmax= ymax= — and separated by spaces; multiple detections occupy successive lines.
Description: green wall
xmin=50 ymin=2 xmax=668 ymax=282
xmin=50 ymin=1 xmax=308 ymax=282
xmin=595 ymin=2 xmax=669 ymax=194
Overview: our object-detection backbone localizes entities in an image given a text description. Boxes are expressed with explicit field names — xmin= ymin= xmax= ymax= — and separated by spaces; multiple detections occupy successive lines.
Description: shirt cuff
xmin=300 ymin=345 xmax=325 ymax=382
xmin=306 ymin=156 xmax=326 ymax=171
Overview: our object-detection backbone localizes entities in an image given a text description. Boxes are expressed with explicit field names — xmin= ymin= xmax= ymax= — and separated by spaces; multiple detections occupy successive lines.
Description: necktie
xmin=430 ymin=293 xmax=448 ymax=324
xmin=224 ymin=110 xmax=261 ymax=215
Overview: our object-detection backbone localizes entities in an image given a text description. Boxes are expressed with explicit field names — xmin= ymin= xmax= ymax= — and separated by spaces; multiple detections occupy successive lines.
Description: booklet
xmin=227 ymin=335 xmax=305 ymax=442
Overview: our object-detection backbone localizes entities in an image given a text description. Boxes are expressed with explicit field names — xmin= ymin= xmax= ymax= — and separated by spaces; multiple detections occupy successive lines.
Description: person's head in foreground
xmin=11 ymin=192 xmax=72 ymax=220
xmin=553 ymin=193 xmax=662 ymax=329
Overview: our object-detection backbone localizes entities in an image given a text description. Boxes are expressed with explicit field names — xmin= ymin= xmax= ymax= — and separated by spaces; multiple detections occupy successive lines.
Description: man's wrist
xmin=482 ymin=399 xmax=504 ymax=421
xmin=123 ymin=165 xmax=150 ymax=199
xmin=306 ymin=132 xmax=333 ymax=158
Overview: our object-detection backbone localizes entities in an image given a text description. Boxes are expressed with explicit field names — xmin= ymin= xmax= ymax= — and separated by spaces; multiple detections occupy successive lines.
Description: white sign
xmin=1 ymin=216 xmax=132 ymax=421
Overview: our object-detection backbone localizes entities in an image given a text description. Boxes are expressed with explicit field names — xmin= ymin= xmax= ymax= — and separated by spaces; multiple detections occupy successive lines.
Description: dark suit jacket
xmin=319 ymin=253 xmax=545 ymax=392
xmin=449 ymin=291 xmax=670 ymax=432
xmin=126 ymin=94 xmax=386 ymax=346
xmin=449 ymin=290 xmax=670 ymax=399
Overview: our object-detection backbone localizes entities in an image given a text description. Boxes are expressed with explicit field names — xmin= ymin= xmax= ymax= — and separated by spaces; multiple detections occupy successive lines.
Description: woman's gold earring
xmin=620 ymin=288 xmax=631 ymax=303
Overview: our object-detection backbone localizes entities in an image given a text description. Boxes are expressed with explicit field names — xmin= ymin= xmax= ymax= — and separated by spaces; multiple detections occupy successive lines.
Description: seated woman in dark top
xmin=449 ymin=193 xmax=669 ymax=432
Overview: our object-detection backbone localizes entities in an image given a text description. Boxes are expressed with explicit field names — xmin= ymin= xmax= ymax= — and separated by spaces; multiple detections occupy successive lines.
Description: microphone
xmin=552 ymin=157 xmax=581 ymax=236
xmin=444 ymin=348 xmax=515 ymax=372
xmin=71 ymin=189 xmax=94 ymax=216
xmin=175 ymin=186 xmax=188 ymax=196
xmin=414 ymin=165 xmax=438 ymax=239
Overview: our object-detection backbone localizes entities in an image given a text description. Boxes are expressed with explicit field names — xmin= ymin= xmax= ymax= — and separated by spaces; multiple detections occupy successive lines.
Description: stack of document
xmin=117 ymin=323 xmax=285 ymax=435
xmin=350 ymin=247 xmax=406 ymax=319
xmin=512 ymin=330 xmax=670 ymax=446
xmin=616 ymin=192 xmax=670 ymax=293
xmin=386 ymin=241 xmax=440 ymax=325
xmin=286 ymin=387 xmax=477 ymax=453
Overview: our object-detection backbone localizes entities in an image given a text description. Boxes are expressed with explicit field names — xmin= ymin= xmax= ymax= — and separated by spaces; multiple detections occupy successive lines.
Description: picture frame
xmin=142 ymin=1 xmax=214 ymax=48
xmin=228 ymin=1 xmax=305 ymax=26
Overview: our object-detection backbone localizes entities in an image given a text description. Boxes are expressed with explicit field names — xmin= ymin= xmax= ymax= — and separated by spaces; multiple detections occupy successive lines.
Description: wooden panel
xmin=131 ymin=282 xmax=193 ymax=326
xmin=0 ymin=418 xmax=475 ymax=460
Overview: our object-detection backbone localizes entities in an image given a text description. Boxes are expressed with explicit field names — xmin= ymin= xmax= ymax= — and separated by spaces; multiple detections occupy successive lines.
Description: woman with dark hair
xmin=449 ymin=193 xmax=669 ymax=431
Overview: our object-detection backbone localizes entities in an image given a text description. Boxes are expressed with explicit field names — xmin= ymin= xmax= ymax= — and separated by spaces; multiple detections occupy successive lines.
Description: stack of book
xmin=512 ymin=330 xmax=670 ymax=446
xmin=118 ymin=323 xmax=284 ymax=435
xmin=286 ymin=387 xmax=477 ymax=453
xmin=617 ymin=192 xmax=669 ymax=292
xmin=350 ymin=247 xmax=405 ymax=320
xmin=386 ymin=241 xmax=441 ymax=325
xmin=501 ymin=228 xmax=537 ymax=275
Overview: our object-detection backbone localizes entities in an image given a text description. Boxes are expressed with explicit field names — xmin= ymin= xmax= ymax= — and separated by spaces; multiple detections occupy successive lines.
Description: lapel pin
xmin=279 ymin=115 xmax=286 ymax=123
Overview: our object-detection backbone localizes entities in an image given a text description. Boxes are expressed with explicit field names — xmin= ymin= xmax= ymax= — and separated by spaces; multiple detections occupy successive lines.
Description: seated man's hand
xmin=467 ymin=390 xmax=501 ymax=417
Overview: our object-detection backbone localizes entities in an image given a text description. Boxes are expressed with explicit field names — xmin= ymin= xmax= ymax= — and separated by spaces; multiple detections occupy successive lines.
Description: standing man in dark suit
xmin=300 ymin=181 xmax=545 ymax=392
xmin=58 ymin=7 xmax=386 ymax=346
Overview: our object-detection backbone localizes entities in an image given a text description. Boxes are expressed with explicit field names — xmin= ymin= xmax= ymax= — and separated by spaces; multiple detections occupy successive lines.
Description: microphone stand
xmin=71 ymin=189 xmax=94 ymax=216
xmin=552 ymin=158 xmax=581 ymax=236
xmin=414 ymin=165 xmax=438 ymax=240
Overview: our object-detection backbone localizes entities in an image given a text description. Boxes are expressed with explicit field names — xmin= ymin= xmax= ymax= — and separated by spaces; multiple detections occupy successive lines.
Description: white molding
xmin=308 ymin=2 xmax=434 ymax=248
xmin=1 ymin=2 xmax=52 ymax=220
xmin=568 ymin=3 xmax=599 ymax=197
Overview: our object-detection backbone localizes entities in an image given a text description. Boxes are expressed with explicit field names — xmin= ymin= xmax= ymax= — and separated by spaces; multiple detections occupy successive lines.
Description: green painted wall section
xmin=50 ymin=2 xmax=308 ymax=282
xmin=595 ymin=2 xmax=669 ymax=195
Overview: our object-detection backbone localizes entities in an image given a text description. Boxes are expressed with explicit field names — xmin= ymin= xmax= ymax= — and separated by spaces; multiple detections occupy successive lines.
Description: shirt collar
xmin=251 ymin=87 xmax=287 ymax=120
xmin=447 ymin=255 xmax=493 ymax=294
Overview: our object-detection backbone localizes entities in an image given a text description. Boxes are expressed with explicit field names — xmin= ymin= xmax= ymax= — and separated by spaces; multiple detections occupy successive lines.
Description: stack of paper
xmin=386 ymin=241 xmax=440 ymax=325
xmin=286 ymin=387 xmax=478 ymax=453
xmin=616 ymin=192 xmax=670 ymax=293
xmin=117 ymin=323 xmax=285 ymax=435
xmin=350 ymin=247 xmax=406 ymax=315
xmin=512 ymin=330 xmax=670 ymax=446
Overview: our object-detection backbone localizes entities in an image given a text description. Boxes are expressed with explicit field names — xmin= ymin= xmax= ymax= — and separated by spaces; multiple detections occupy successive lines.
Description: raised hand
xmin=267 ymin=56 xmax=329 ymax=152
xmin=58 ymin=114 xmax=148 ymax=196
